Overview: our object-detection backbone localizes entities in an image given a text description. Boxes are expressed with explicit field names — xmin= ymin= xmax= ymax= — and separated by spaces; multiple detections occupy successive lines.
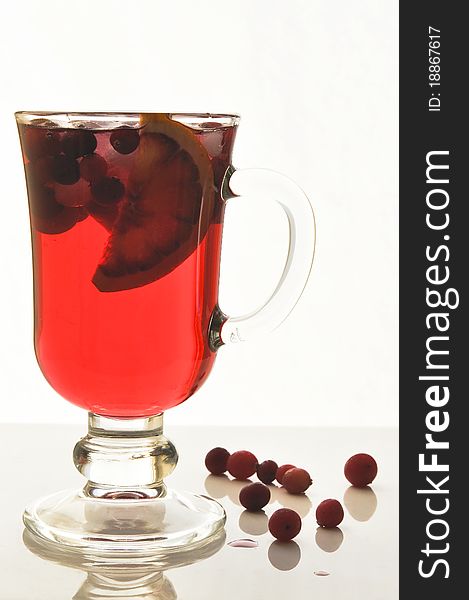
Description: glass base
xmin=23 ymin=488 xmax=226 ymax=554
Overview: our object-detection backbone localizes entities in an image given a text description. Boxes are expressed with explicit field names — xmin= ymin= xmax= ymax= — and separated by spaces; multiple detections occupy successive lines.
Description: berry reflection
xmin=315 ymin=526 xmax=344 ymax=553
xmin=268 ymin=540 xmax=301 ymax=571
xmin=343 ymin=485 xmax=378 ymax=522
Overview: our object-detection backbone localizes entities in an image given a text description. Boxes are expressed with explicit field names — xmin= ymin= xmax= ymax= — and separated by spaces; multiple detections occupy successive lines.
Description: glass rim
xmin=14 ymin=111 xmax=241 ymax=130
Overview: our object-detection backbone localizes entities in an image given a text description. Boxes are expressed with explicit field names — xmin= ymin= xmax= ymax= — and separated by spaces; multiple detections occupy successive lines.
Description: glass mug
xmin=16 ymin=111 xmax=315 ymax=554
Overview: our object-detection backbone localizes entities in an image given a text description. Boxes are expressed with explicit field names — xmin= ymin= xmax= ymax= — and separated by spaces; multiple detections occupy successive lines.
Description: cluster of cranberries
xmin=22 ymin=123 xmax=140 ymax=215
xmin=205 ymin=448 xmax=313 ymax=495
xmin=205 ymin=447 xmax=377 ymax=542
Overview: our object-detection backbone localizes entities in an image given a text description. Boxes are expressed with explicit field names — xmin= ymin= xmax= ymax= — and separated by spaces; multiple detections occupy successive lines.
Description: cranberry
xmin=29 ymin=186 xmax=63 ymax=220
xmin=91 ymin=177 xmax=125 ymax=206
xmin=80 ymin=153 xmax=108 ymax=183
xmin=23 ymin=128 xmax=61 ymax=160
xmin=344 ymin=453 xmax=378 ymax=487
xmin=256 ymin=460 xmax=278 ymax=485
xmin=34 ymin=206 xmax=85 ymax=235
xmin=227 ymin=450 xmax=258 ymax=480
xmin=276 ymin=464 xmax=296 ymax=485
xmin=26 ymin=156 xmax=54 ymax=186
xmin=62 ymin=130 xmax=97 ymax=158
xmin=282 ymin=468 xmax=312 ymax=494
xmin=205 ymin=447 xmax=230 ymax=475
xmin=51 ymin=156 xmax=80 ymax=185
xmin=316 ymin=499 xmax=344 ymax=528
xmin=268 ymin=508 xmax=302 ymax=542
xmin=239 ymin=482 xmax=271 ymax=511
xmin=110 ymin=128 xmax=140 ymax=155
xmin=55 ymin=179 xmax=91 ymax=208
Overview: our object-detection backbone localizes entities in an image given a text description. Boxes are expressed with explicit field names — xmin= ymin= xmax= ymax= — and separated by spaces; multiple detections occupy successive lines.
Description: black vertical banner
xmin=400 ymin=2 xmax=465 ymax=595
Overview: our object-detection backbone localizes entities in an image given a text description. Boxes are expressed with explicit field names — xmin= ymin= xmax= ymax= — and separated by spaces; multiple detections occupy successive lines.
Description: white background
xmin=0 ymin=0 xmax=397 ymax=427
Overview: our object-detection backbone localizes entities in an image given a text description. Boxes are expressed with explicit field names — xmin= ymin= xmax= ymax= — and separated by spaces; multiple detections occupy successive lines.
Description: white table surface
xmin=0 ymin=424 xmax=398 ymax=599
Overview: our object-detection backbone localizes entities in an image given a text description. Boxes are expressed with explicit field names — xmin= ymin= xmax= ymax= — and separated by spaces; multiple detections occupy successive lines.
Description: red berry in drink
xmin=276 ymin=464 xmax=296 ymax=485
xmin=80 ymin=153 xmax=108 ymax=183
xmin=30 ymin=186 xmax=63 ymax=220
xmin=316 ymin=499 xmax=344 ymax=528
xmin=239 ymin=482 xmax=271 ymax=511
xmin=344 ymin=453 xmax=378 ymax=487
xmin=22 ymin=127 xmax=61 ymax=160
xmin=55 ymin=179 xmax=92 ymax=208
xmin=91 ymin=177 xmax=125 ymax=206
xmin=256 ymin=460 xmax=278 ymax=485
xmin=282 ymin=467 xmax=312 ymax=494
xmin=62 ymin=130 xmax=97 ymax=158
xmin=51 ymin=156 xmax=80 ymax=185
xmin=36 ymin=206 xmax=86 ymax=235
xmin=268 ymin=508 xmax=302 ymax=542
xmin=227 ymin=450 xmax=258 ymax=480
xmin=29 ymin=183 xmax=86 ymax=234
xmin=205 ymin=447 xmax=230 ymax=475
xmin=110 ymin=128 xmax=140 ymax=155
xmin=42 ymin=130 xmax=61 ymax=156
xmin=26 ymin=156 xmax=54 ymax=187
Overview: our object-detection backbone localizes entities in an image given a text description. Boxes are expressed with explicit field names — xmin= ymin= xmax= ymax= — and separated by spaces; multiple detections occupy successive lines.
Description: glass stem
xmin=73 ymin=413 xmax=178 ymax=499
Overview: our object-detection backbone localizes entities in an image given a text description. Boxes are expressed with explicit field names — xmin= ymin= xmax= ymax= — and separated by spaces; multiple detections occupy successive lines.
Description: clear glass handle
xmin=216 ymin=167 xmax=316 ymax=345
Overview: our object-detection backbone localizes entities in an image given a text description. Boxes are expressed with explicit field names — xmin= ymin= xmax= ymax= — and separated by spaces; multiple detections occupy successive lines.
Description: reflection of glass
xmin=315 ymin=526 xmax=344 ymax=552
xmin=268 ymin=541 xmax=301 ymax=571
xmin=23 ymin=528 xmax=225 ymax=600
xmin=75 ymin=573 xmax=176 ymax=600
xmin=239 ymin=510 xmax=269 ymax=536
xmin=16 ymin=111 xmax=316 ymax=553
xmin=343 ymin=486 xmax=378 ymax=521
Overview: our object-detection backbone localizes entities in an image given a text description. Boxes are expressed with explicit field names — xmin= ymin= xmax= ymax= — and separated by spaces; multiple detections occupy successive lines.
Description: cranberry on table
xmin=205 ymin=447 xmax=230 ymax=475
xmin=256 ymin=460 xmax=278 ymax=485
xmin=239 ymin=482 xmax=271 ymax=511
xmin=282 ymin=467 xmax=312 ymax=494
xmin=227 ymin=450 xmax=258 ymax=480
xmin=316 ymin=499 xmax=344 ymax=528
xmin=276 ymin=464 xmax=296 ymax=485
xmin=268 ymin=508 xmax=302 ymax=542
xmin=62 ymin=130 xmax=97 ymax=158
xmin=51 ymin=155 xmax=80 ymax=185
xmin=110 ymin=128 xmax=140 ymax=155
xmin=91 ymin=177 xmax=125 ymax=206
xmin=344 ymin=453 xmax=378 ymax=487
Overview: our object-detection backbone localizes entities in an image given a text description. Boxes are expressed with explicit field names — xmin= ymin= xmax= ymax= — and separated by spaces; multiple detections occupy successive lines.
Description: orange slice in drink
xmin=92 ymin=114 xmax=215 ymax=292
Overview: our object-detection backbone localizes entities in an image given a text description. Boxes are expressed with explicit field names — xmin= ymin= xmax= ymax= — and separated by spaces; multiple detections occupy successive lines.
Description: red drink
xmin=18 ymin=115 xmax=237 ymax=417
